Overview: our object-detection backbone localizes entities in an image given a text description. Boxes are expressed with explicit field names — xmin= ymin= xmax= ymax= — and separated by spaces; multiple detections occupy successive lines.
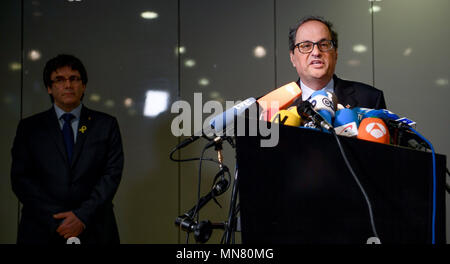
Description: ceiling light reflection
xmin=353 ymin=44 xmax=367 ymax=53
xmin=144 ymin=90 xmax=169 ymax=117
xmin=253 ymin=46 xmax=267 ymax=58
xmin=105 ymin=99 xmax=115 ymax=108
xmin=199 ymin=78 xmax=210 ymax=86
xmin=28 ymin=50 xmax=41 ymax=61
xmin=175 ymin=46 xmax=186 ymax=55
xmin=89 ymin=93 xmax=101 ymax=102
xmin=184 ymin=59 xmax=196 ymax=67
xmin=435 ymin=78 xmax=449 ymax=86
xmin=141 ymin=11 xmax=158 ymax=19
xmin=9 ymin=62 xmax=21 ymax=71
xmin=369 ymin=5 xmax=381 ymax=13
xmin=347 ymin=59 xmax=361 ymax=67
xmin=403 ymin=48 xmax=413 ymax=56
xmin=124 ymin=98 xmax=133 ymax=107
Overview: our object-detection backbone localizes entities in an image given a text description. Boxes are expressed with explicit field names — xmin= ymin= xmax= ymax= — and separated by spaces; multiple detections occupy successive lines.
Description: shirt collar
xmin=300 ymin=79 xmax=334 ymax=101
xmin=54 ymin=104 xmax=83 ymax=121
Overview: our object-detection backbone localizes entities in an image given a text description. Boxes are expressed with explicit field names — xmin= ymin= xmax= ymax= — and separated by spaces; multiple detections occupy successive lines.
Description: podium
xmin=236 ymin=122 xmax=447 ymax=244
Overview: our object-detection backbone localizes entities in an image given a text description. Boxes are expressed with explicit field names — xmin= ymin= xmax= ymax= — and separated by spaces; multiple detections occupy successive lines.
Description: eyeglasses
xmin=294 ymin=40 xmax=335 ymax=54
xmin=51 ymin=76 xmax=82 ymax=86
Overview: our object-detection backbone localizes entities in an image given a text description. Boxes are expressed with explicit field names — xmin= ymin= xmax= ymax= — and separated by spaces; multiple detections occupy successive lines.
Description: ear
xmin=47 ymin=86 xmax=53 ymax=95
xmin=289 ymin=51 xmax=296 ymax=68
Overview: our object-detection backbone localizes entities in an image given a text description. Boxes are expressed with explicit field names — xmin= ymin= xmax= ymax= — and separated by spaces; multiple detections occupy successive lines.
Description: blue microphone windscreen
xmin=317 ymin=109 xmax=333 ymax=124
xmin=334 ymin=108 xmax=359 ymax=127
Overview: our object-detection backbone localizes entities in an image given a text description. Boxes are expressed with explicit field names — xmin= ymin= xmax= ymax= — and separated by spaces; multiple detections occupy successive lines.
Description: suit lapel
xmin=71 ymin=106 xmax=91 ymax=168
xmin=43 ymin=108 xmax=70 ymax=164
xmin=333 ymin=75 xmax=357 ymax=108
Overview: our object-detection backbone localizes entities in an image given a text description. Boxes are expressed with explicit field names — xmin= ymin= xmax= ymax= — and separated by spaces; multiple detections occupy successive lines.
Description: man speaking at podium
xmin=288 ymin=16 xmax=386 ymax=109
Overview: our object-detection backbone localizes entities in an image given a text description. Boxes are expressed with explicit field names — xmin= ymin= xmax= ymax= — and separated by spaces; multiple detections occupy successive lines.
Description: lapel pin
xmin=79 ymin=126 xmax=87 ymax=133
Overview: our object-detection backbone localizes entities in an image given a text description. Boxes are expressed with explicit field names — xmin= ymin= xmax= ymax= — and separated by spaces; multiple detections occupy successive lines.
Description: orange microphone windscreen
xmin=357 ymin=117 xmax=390 ymax=144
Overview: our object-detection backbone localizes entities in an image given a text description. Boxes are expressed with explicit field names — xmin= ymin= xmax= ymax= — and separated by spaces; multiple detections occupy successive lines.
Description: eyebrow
xmin=298 ymin=37 xmax=329 ymax=43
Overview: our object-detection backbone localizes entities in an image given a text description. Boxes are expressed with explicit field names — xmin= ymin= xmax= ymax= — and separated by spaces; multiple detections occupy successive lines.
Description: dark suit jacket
xmin=292 ymin=75 xmax=387 ymax=109
xmin=11 ymin=105 xmax=124 ymax=244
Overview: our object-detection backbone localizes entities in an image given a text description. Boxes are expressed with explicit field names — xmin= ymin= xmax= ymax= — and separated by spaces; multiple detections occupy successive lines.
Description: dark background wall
xmin=1 ymin=0 xmax=448 ymax=243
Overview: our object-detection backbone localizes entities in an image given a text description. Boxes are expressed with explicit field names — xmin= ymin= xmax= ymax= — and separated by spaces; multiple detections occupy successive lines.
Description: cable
xmin=191 ymin=145 xmax=209 ymax=243
xmin=169 ymin=143 xmax=221 ymax=165
xmin=407 ymin=127 xmax=436 ymax=244
xmin=331 ymin=130 xmax=380 ymax=240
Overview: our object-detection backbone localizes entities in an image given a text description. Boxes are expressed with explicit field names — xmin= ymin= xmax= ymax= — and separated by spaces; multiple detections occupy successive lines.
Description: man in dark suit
xmin=11 ymin=54 xmax=124 ymax=244
xmin=288 ymin=16 xmax=386 ymax=109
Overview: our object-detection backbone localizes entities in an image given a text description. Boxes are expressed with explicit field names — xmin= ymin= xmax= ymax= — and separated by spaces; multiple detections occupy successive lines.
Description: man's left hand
xmin=54 ymin=211 xmax=85 ymax=239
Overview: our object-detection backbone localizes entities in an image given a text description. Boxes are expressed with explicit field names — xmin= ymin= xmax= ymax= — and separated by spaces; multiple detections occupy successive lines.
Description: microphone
xmin=257 ymin=82 xmax=302 ymax=121
xmin=354 ymin=107 xmax=416 ymax=128
xmin=270 ymin=108 xmax=302 ymax=127
xmin=308 ymin=90 xmax=337 ymax=125
xmin=357 ymin=117 xmax=390 ymax=144
xmin=333 ymin=108 xmax=359 ymax=137
xmin=209 ymin=97 xmax=257 ymax=135
xmin=296 ymin=100 xmax=334 ymax=131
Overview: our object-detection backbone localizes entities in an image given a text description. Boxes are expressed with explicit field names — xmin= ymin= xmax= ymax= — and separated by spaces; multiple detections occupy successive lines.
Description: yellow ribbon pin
xmin=79 ymin=126 xmax=87 ymax=133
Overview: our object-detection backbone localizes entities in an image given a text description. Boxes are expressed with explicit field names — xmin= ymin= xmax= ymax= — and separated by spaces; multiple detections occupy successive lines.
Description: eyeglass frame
xmin=294 ymin=39 xmax=336 ymax=54
xmin=51 ymin=75 xmax=83 ymax=86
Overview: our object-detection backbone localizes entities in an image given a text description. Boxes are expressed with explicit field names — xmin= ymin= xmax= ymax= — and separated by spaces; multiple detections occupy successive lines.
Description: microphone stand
xmin=174 ymin=170 xmax=229 ymax=243
xmin=175 ymin=139 xmax=231 ymax=243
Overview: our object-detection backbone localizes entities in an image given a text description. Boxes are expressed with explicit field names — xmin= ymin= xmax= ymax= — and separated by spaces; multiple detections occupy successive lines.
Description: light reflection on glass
xmin=104 ymin=99 xmax=115 ymax=108
xmin=143 ymin=90 xmax=169 ymax=117
xmin=28 ymin=50 xmax=41 ymax=61
xmin=353 ymin=44 xmax=367 ymax=53
xmin=9 ymin=62 xmax=21 ymax=71
xmin=124 ymin=97 xmax=133 ymax=107
xmin=175 ymin=46 xmax=186 ymax=55
xmin=184 ymin=59 xmax=196 ymax=67
xmin=198 ymin=78 xmax=210 ymax=86
xmin=141 ymin=11 xmax=158 ymax=19
xmin=347 ymin=59 xmax=361 ymax=67
xmin=89 ymin=93 xmax=101 ymax=102
xmin=435 ymin=78 xmax=449 ymax=86
xmin=403 ymin=48 xmax=413 ymax=56
xmin=369 ymin=5 xmax=381 ymax=13
xmin=253 ymin=46 xmax=267 ymax=58
xmin=209 ymin=91 xmax=220 ymax=99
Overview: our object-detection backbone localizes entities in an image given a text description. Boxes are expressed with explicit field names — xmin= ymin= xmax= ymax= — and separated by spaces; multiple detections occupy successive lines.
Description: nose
xmin=63 ymin=79 xmax=72 ymax=88
xmin=310 ymin=43 xmax=321 ymax=57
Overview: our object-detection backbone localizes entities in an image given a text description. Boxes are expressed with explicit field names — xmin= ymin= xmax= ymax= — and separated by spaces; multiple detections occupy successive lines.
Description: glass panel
xmin=373 ymin=0 xmax=450 ymax=240
xmin=178 ymin=0 xmax=275 ymax=243
xmin=0 ymin=0 xmax=22 ymax=243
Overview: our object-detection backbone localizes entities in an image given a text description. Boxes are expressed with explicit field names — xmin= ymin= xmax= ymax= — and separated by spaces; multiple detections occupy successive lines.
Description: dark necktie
xmin=61 ymin=113 xmax=75 ymax=163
